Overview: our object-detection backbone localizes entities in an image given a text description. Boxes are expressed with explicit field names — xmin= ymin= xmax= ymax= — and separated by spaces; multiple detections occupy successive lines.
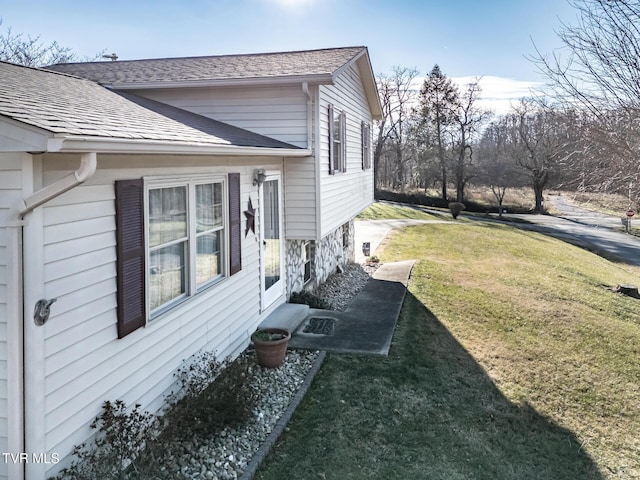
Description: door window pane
xmin=264 ymin=180 xmax=280 ymax=290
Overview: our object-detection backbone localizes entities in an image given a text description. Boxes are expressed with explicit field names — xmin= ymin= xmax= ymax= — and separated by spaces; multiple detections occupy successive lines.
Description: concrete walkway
xmin=288 ymin=259 xmax=415 ymax=355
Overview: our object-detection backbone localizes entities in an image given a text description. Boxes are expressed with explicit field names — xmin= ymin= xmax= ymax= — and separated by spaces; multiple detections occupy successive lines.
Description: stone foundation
xmin=286 ymin=220 xmax=354 ymax=298
xmin=286 ymin=239 xmax=311 ymax=296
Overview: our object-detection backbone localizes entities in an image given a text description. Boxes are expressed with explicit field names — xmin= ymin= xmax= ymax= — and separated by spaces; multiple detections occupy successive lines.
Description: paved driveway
xmin=355 ymin=196 xmax=640 ymax=267
xmin=502 ymin=195 xmax=640 ymax=266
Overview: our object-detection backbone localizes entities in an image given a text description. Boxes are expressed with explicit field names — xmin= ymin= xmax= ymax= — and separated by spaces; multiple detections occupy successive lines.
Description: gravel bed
xmin=155 ymin=350 xmax=318 ymax=480
xmin=152 ymin=262 xmax=376 ymax=480
xmin=315 ymin=262 xmax=379 ymax=311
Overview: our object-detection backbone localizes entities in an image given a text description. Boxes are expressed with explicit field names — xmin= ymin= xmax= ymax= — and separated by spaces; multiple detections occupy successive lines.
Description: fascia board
xmin=330 ymin=49 xmax=383 ymax=121
xmin=0 ymin=117 xmax=51 ymax=152
xmin=106 ymin=74 xmax=335 ymax=90
xmin=47 ymin=135 xmax=312 ymax=157
xmin=331 ymin=48 xmax=367 ymax=80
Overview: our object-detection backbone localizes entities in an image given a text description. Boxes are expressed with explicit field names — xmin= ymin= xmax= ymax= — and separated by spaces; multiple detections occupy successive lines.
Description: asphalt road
xmin=502 ymin=194 xmax=640 ymax=266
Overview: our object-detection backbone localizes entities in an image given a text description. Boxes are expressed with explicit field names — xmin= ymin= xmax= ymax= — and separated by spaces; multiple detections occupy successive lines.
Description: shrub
xmin=160 ymin=354 xmax=258 ymax=442
xmin=50 ymin=352 xmax=258 ymax=479
xmin=448 ymin=202 xmax=466 ymax=219
xmin=290 ymin=290 xmax=332 ymax=309
xmin=49 ymin=400 xmax=159 ymax=479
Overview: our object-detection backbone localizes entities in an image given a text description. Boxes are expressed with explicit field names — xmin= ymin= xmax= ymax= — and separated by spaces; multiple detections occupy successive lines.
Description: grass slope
xmin=256 ymin=215 xmax=640 ymax=480
xmin=356 ymin=201 xmax=442 ymax=220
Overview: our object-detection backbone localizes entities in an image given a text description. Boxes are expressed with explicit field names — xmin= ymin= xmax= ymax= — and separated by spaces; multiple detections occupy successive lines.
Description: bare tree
xmin=509 ymin=100 xmax=575 ymax=212
xmin=451 ymin=78 xmax=492 ymax=202
xmin=476 ymin=119 xmax=526 ymax=216
xmin=374 ymin=66 xmax=420 ymax=189
xmin=0 ymin=20 xmax=103 ymax=67
xmin=531 ymin=0 xmax=640 ymax=198
xmin=532 ymin=0 xmax=640 ymax=114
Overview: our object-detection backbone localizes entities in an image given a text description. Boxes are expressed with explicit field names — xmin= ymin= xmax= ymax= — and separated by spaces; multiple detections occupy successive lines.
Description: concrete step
xmin=258 ymin=303 xmax=309 ymax=333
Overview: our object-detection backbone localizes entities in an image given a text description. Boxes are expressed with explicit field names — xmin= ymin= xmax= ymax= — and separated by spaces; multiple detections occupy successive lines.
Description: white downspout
xmin=5 ymin=152 xmax=96 ymax=480
xmin=17 ymin=152 xmax=97 ymax=216
xmin=302 ymin=82 xmax=313 ymax=152
xmin=6 ymin=217 xmax=25 ymax=480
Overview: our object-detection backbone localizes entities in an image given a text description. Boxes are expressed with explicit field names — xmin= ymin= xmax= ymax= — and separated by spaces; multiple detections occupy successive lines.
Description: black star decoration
xmin=244 ymin=198 xmax=256 ymax=237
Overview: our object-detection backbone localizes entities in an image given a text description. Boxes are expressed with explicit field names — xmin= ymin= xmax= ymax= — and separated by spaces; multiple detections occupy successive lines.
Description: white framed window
xmin=303 ymin=240 xmax=313 ymax=284
xmin=362 ymin=121 xmax=371 ymax=169
xmin=328 ymin=104 xmax=347 ymax=174
xmin=146 ymin=176 xmax=226 ymax=316
xmin=342 ymin=222 xmax=350 ymax=249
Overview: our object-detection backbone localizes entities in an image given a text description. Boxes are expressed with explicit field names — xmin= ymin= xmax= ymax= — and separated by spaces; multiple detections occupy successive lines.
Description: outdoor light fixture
xmin=253 ymin=168 xmax=267 ymax=186
xmin=362 ymin=242 xmax=371 ymax=257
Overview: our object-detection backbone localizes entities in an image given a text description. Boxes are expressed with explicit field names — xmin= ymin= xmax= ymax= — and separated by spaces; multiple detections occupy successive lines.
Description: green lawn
xmin=356 ymin=201 xmax=443 ymax=220
xmin=256 ymin=210 xmax=640 ymax=480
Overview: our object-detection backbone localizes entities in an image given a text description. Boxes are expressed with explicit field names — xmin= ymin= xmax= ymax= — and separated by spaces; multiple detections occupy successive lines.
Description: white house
xmin=0 ymin=46 xmax=381 ymax=479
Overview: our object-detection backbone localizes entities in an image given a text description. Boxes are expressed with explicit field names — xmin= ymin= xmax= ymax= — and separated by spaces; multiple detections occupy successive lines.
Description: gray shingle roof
xmin=46 ymin=47 xmax=367 ymax=86
xmin=0 ymin=61 xmax=300 ymax=149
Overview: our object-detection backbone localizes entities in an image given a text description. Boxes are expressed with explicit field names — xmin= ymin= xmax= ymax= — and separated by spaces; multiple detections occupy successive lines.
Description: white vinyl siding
xmin=0 ymin=153 xmax=24 ymax=480
xmin=133 ymin=85 xmax=309 ymax=148
xmin=36 ymin=154 xmax=282 ymax=477
xmin=284 ymin=156 xmax=316 ymax=240
xmin=318 ymin=64 xmax=375 ymax=237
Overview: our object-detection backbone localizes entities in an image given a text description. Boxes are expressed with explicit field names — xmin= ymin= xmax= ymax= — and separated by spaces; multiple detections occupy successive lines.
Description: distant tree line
xmin=374 ymin=0 xmax=640 ymax=213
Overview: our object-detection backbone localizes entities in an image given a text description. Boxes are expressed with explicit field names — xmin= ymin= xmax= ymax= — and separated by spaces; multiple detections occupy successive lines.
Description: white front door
xmin=260 ymin=174 xmax=284 ymax=309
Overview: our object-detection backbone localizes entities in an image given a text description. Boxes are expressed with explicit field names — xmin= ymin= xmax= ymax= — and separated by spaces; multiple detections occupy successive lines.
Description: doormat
xmin=303 ymin=317 xmax=336 ymax=335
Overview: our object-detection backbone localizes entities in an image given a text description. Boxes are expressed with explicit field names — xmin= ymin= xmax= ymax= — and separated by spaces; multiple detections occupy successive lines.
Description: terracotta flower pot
xmin=251 ymin=328 xmax=291 ymax=368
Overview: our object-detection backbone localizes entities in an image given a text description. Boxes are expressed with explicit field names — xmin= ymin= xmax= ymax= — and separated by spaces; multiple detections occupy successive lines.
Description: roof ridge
xmin=49 ymin=46 xmax=366 ymax=67
xmin=0 ymin=59 xmax=93 ymax=82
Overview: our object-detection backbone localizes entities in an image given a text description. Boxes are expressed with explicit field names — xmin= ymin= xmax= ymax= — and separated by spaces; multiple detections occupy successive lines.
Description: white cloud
xmin=408 ymin=75 xmax=541 ymax=115
xmin=452 ymin=76 xmax=543 ymax=115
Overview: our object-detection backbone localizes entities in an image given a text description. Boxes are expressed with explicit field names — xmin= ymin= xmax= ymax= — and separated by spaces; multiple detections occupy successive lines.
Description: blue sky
xmin=1 ymin=0 xmax=579 ymax=112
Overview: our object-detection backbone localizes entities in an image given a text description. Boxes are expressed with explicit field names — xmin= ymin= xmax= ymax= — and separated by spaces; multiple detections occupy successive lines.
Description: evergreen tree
xmin=416 ymin=65 xmax=459 ymax=200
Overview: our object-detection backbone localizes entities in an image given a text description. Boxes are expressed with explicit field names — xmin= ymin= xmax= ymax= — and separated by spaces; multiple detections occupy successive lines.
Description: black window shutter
xmin=328 ymin=104 xmax=335 ymax=175
xmin=114 ymin=179 xmax=146 ymax=338
xmin=228 ymin=173 xmax=242 ymax=276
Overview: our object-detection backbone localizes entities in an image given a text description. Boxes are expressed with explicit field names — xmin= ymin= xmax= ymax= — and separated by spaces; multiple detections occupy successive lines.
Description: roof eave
xmin=46 ymin=135 xmax=312 ymax=157
xmin=356 ymin=51 xmax=383 ymax=120
xmin=106 ymin=73 xmax=335 ymax=90
xmin=330 ymin=48 xmax=383 ymax=121
xmin=0 ymin=116 xmax=52 ymax=152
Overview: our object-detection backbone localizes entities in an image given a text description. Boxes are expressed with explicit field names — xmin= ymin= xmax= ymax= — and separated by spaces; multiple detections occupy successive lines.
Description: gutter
xmin=5 ymin=152 xmax=97 ymax=480
xmin=100 ymin=73 xmax=335 ymax=90
xmin=46 ymin=136 xmax=312 ymax=157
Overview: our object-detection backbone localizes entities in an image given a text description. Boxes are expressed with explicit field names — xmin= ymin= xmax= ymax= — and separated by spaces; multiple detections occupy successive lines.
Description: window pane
xmin=149 ymin=242 xmax=186 ymax=310
xmin=196 ymin=231 xmax=221 ymax=287
xmin=333 ymin=115 xmax=342 ymax=141
xmin=304 ymin=241 xmax=312 ymax=283
xmin=333 ymin=113 xmax=343 ymax=169
xmin=148 ymin=186 xmax=187 ymax=248
xmin=196 ymin=183 xmax=223 ymax=233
